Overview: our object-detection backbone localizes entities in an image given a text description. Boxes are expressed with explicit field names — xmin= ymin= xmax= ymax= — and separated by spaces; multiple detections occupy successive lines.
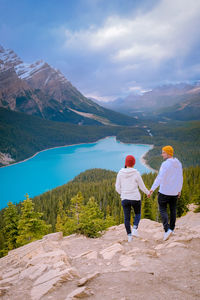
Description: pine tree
xmin=17 ymin=194 xmax=51 ymax=246
xmin=63 ymin=192 xmax=84 ymax=235
xmin=105 ymin=205 xmax=116 ymax=228
xmin=70 ymin=191 xmax=84 ymax=225
xmin=142 ymin=195 xmax=153 ymax=220
xmin=3 ymin=201 xmax=19 ymax=252
xmin=55 ymin=199 xmax=66 ymax=232
xmin=79 ymin=197 xmax=106 ymax=237
xmin=104 ymin=214 xmax=116 ymax=228
xmin=176 ymin=188 xmax=189 ymax=217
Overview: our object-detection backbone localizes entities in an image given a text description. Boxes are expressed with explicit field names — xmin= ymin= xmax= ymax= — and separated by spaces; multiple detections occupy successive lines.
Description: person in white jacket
xmin=115 ymin=155 xmax=149 ymax=242
xmin=149 ymin=145 xmax=183 ymax=241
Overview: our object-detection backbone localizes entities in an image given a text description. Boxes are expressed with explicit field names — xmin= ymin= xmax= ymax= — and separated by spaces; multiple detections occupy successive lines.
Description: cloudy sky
xmin=1 ymin=0 xmax=200 ymax=101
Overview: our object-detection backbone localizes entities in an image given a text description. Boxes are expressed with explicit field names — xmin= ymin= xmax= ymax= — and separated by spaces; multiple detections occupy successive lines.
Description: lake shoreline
xmin=0 ymin=137 xmax=155 ymax=210
xmin=0 ymin=137 xmax=110 ymax=169
xmin=0 ymin=136 xmax=155 ymax=172
xmin=140 ymin=150 xmax=157 ymax=173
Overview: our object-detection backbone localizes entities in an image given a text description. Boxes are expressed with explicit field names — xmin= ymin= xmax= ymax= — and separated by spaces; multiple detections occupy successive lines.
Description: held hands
xmin=147 ymin=191 xmax=181 ymax=198
xmin=147 ymin=190 xmax=153 ymax=198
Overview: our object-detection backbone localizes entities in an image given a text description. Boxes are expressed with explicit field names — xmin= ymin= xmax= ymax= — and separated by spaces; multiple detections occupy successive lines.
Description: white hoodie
xmin=151 ymin=157 xmax=183 ymax=196
xmin=115 ymin=168 xmax=149 ymax=201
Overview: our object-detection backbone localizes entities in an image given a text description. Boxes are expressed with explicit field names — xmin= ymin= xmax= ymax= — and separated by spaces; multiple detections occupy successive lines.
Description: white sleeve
xmin=151 ymin=162 xmax=167 ymax=191
xmin=115 ymin=173 xmax=121 ymax=195
xmin=178 ymin=164 xmax=183 ymax=192
xmin=137 ymin=173 xmax=149 ymax=195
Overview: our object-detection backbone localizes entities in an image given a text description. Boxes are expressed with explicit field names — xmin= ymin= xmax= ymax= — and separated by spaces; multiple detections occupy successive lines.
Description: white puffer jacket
xmin=115 ymin=168 xmax=149 ymax=201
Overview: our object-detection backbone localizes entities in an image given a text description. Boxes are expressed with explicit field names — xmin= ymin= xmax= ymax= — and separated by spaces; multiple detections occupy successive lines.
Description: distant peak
xmin=0 ymin=45 xmax=5 ymax=52
xmin=0 ymin=46 xmax=23 ymax=69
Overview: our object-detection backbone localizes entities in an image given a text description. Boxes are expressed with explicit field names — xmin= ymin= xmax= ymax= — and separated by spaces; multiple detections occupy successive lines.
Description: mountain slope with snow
xmin=100 ymin=83 xmax=200 ymax=121
xmin=0 ymin=45 xmax=137 ymax=126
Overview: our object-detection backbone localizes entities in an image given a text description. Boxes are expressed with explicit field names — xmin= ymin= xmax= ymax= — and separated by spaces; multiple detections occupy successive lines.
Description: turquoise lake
xmin=0 ymin=137 xmax=153 ymax=209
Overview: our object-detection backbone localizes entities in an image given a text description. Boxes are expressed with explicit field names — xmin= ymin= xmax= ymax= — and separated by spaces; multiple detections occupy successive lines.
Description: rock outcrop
xmin=0 ymin=212 xmax=200 ymax=299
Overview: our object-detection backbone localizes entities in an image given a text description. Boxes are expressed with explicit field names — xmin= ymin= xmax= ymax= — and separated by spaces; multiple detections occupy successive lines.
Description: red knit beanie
xmin=125 ymin=155 xmax=136 ymax=167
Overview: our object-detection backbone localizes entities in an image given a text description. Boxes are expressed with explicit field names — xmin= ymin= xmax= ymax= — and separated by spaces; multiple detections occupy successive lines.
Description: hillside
xmin=0 ymin=210 xmax=199 ymax=299
xmin=0 ymin=45 xmax=137 ymax=126
xmin=116 ymin=120 xmax=200 ymax=169
xmin=0 ymin=107 xmax=151 ymax=166
xmin=1 ymin=107 xmax=200 ymax=170
xmin=99 ymin=83 xmax=200 ymax=121
xmin=157 ymin=93 xmax=200 ymax=121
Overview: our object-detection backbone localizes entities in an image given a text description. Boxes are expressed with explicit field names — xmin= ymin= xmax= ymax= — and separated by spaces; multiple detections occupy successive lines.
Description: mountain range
xmin=96 ymin=83 xmax=200 ymax=121
xmin=1 ymin=45 xmax=199 ymax=124
xmin=0 ymin=45 xmax=137 ymax=126
xmin=0 ymin=45 xmax=200 ymax=168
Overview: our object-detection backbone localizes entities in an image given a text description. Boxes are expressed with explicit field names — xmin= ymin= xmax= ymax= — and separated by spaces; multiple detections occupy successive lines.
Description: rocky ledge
xmin=0 ymin=211 xmax=200 ymax=300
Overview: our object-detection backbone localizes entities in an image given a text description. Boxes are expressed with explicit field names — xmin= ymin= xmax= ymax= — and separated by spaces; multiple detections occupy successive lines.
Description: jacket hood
xmin=167 ymin=157 xmax=181 ymax=168
xmin=118 ymin=167 xmax=138 ymax=178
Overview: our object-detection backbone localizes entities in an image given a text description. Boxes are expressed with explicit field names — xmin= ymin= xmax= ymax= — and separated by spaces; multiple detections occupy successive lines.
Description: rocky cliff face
xmin=0 ymin=45 xmax=130 ymax=125
xmin=0 ymin=68 xmax=29 ymax=109
xmin=0 ymin=46 xmax=23 ymax=70
xmin=0 ymin=211 xmax=199 ymax=300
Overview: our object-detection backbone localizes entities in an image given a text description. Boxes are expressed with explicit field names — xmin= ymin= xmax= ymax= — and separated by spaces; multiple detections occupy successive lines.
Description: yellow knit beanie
xmin=162 ymin=145 xmax=174 ymax=156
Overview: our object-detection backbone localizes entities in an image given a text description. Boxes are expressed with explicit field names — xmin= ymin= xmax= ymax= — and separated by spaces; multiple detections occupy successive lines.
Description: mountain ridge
xmin=99 ymin=83 xmax=200 ymax=121
xmin=0 ymin=45 xmax=137 ymax=126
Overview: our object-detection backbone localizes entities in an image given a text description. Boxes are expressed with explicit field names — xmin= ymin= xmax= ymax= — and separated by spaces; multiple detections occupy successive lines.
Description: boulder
xmin=100 ymin=243 xmax=124 ymax=260
xmin=27 ymin=249 xmax=70 ymax=267
xmin=19 ymin=264 xmax=47 ymax=280
xmin=31 ymin=268 xmax=79 ymax=300
xmin=65 ymin=286 xmax=93 ymax=299
xmin=33 ymin=268 xmax=79 ymax=286
xmin=31 ymin=277 xmax=60 ymax=300
xmin=78 ymin=272 xmax=100 ymax=286
xmin=42 ymin=232 xmax=63 ymax=241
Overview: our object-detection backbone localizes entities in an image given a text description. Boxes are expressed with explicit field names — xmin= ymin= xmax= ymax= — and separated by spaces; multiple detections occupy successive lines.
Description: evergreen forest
xmin=1 ymin=107 xmax=200 ymax=170
xmin=0 ymin=166 xmax=199 ymax=257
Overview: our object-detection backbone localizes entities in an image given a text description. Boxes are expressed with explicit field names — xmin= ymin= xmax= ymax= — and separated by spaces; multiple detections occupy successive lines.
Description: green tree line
xmin=0 ymin=166 xmax=199 ymax=258
xmin=1 ymin=107 xmax=200 ymax=169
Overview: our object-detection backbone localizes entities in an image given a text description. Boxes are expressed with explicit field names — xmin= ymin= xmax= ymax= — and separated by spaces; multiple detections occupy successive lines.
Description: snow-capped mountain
xmin=0 ymin=45 xmax=137 ymax=126
xmin=100 ymin=82 xmax=200 ymax=121
xmin=0 ymin=46 xmax=22 ymax=71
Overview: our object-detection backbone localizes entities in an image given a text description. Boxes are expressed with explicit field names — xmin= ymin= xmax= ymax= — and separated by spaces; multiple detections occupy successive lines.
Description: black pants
xmin=122 ymin=199 xmax=141 ymax=235
xmin=158 ymin=192 xmax=178 ymax=232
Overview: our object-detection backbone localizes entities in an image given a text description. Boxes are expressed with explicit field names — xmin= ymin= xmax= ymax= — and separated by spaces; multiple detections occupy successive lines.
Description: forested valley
xmin=1 ymin=107 xmax=200 ymax=170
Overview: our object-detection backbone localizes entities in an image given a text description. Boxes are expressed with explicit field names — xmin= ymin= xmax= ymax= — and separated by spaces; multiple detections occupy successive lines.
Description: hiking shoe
xmin=163 ymin=229 xmax=172 ymax=241
xmin=128 ymin=234 xmax=132 ymax=242
xmin=132 ymin=228 xmax=139 ymax=237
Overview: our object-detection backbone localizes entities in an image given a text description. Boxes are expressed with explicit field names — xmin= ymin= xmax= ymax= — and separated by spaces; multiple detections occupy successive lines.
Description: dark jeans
xmin=158 ymin=192 xmax=178 ymax=232
xmin=122 ymin=199 xmax=141 ymax=235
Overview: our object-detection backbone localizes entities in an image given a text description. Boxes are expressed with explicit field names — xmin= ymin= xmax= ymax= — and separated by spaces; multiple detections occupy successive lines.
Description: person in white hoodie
xmin=149 ymin=145 xmax=183 ymax=241
xmin=115 ymin=155 xmax=149 ymax=242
